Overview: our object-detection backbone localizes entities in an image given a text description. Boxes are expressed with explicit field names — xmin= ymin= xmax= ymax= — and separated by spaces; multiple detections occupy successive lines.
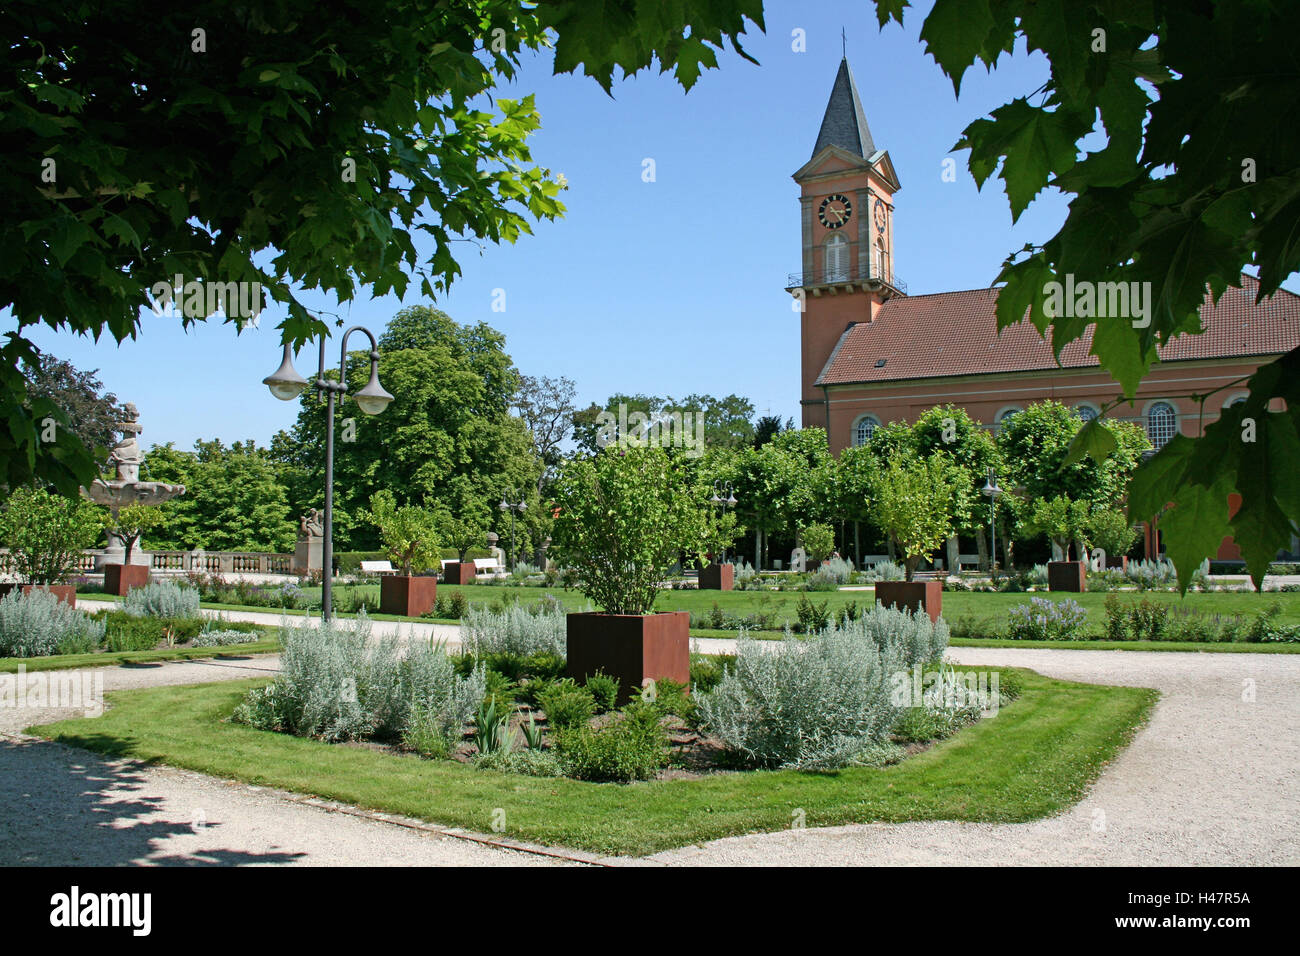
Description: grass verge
xmin=0 ymin=640 xmax=281 ymax=673
xmin=34 ymin=667 xmax=1157 ymax=856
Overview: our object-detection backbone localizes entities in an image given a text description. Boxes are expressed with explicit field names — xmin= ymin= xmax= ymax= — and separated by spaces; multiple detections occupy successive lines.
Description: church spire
xmin=811 ymin=57 xmax=875 ymax=160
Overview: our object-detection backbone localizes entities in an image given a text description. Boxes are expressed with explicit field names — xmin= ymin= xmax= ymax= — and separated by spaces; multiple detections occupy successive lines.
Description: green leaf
xmin=1158 ymin=475 xmax=1234 ymax=594
xmin=1064 ymin=417 xmax=1118 ymax=465
xmin=919 ymin=0 xmax=994 ymax=96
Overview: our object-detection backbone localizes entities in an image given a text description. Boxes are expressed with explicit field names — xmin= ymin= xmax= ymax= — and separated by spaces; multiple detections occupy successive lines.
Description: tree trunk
xmin=946 ymin=536 xmax=960 ymax=576
xmin=854 ymin=521 xmax=860 ymax=568
xmin=975 ymin=530 xmax=989 ymax=572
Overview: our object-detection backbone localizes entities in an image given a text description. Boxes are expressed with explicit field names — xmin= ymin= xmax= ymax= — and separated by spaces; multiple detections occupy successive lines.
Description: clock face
xmin=873 ymin=199 xmax=887 ymax=233
xmin=819 ymin=194 xmax=852 ymax=229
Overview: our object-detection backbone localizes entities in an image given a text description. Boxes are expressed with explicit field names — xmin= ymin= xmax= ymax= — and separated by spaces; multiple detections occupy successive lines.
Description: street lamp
xmin=708 ymin=480 xmax=738 ymax=563
xmin=498 ymin=490 xmax=526 ymax=569
xmin=263 ymin=328 xmax=393 ymax=621
xmin=981 ymin=467 xmax=1002 ymax=575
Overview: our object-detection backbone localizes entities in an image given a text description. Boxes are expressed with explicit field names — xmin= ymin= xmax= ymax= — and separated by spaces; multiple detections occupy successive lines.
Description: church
xmin=790 ymin=57 xmax=1300 ymax=564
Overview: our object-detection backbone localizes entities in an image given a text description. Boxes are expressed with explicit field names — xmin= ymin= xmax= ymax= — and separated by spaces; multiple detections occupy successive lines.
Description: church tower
xmin=788 ymin=57 xmax=903 ymax=431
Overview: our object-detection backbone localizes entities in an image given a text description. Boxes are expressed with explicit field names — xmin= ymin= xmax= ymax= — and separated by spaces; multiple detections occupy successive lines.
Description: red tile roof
xmin=816 ymin=275 xmax=1300 ymax=386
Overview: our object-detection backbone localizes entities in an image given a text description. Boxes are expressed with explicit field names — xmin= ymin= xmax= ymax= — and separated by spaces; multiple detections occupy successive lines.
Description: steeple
xmin=811 ymin=58 xmax=875 ymax=159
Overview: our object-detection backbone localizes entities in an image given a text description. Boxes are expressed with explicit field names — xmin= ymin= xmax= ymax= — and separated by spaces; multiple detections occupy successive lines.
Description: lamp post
xmin=981 ymin=467 xmax=1002 ymax=575
xmin=708 ymin=480 xmax=738 ymax=563
xmin=263 ymin=329 xmax=393 ymax=621
xmin=498 ymin=490 xmax=526 ymax=569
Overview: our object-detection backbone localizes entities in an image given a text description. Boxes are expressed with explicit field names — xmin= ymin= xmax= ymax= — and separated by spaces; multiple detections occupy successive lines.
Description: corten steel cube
xmin=698 ymin=562 xmax=734 ymax=591
xmin=379 ymin=575 xmax=438 ymax=617
xmin=1105 ymin=555 xmax=1129 ymax=571
xmin=566 ymin=611 xmax=690 ymax=705
xmin=0 ymin=584 xmax=77 ymax=608
xmin=442 ymin=562 xmax=477 ymax=585
xmin=1048 ymin=561 xmax=1088 ymax=592
xmin=874 ymin=580 xmax=942 ymax=623
xmin=104 ymin=564 xmax=149 ymax=596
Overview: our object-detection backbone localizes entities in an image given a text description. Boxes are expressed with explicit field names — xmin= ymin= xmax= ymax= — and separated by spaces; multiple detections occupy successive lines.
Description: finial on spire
xmin=841 ymin=26 xmax=847 ymax=58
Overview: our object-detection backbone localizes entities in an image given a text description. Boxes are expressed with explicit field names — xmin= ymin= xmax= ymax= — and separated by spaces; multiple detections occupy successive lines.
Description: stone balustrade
xmin=0 ymin=548 xmax=293 ymax=576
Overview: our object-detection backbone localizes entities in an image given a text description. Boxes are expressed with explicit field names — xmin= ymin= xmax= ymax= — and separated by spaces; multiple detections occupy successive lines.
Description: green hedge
xmin=335 ymin=549 xmax=495 ymax=573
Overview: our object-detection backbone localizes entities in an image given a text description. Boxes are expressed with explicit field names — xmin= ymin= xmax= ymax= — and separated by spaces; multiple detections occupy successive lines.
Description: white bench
xmin=439 ymin=557 xmax=507 ymax=576
xmin=958 ymin=553 xmax=982 ymax=570
xmin=359 ymin=560 xmax=396 ymax=575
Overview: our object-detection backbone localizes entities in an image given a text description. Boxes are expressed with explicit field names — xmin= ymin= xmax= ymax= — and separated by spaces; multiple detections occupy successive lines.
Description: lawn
xmin=0 ymin=639 xmax=281 ymax=673
xmin=35 ymin=667 xmax=1158 ymax=857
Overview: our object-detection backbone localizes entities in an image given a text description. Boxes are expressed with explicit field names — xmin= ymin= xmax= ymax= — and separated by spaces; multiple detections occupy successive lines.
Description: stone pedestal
xmin=875 ymin=580 xmax=942 ymax=623
xmin=94 ymin=532 xmax=151 ymax=570
xmin=566 ymin=611 xmax=690 ymax=705
xmin=379 ymin=575 xmax=437 ymax=617
xmin=1048 ymin=561 xmax=1088 ymax=592
xmin=698 ymin=563 xmax=734 ymax=590
xmin=104 ymin=564 xmax=149 ymax=596
xmin=293 ymin=537 xmax=322 ymax=575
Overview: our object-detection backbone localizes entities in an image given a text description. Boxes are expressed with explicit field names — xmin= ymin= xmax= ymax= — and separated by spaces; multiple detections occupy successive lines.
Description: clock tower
xmin=788 ymin=56 xmax=903 ymax=432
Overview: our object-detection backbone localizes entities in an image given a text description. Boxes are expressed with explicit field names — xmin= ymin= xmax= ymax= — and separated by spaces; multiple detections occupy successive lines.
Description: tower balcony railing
xmin=786 ymin=254 xmax=907 ymax=295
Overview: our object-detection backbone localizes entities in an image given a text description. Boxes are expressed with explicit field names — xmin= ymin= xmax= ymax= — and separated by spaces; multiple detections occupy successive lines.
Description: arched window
xmin=852 ymin=415 xmax=879 ymax=447
xmin=1075 ymin=404 xmax=1099 ymax=422
xmin=1146 ymin=402 xmax=1177 ymax=448
xmin=994 ymin=406 xmax=1022 ymax=434
xmin=874 ymin=238 xmax=886 ymax=281
xmin=824 ymin=234 xmax=849 ymax=282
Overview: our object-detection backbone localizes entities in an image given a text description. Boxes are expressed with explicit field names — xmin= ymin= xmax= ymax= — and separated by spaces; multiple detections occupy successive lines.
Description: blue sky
xmin=16 ymin=0 xmax=1098 ymax=450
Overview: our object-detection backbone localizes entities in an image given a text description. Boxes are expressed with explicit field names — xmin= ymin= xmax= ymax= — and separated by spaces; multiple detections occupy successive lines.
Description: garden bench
xmin=473 ymin=557 xmax=506 ymax=575
xmin=359 ymin=560 xmax=397 ymax=575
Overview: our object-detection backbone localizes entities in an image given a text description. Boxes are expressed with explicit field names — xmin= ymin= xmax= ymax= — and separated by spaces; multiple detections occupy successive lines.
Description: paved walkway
xmin=2 ymin=645 xmax=1296 ymax=865
xmin=77 ymin=599 xmax=465 ymax=646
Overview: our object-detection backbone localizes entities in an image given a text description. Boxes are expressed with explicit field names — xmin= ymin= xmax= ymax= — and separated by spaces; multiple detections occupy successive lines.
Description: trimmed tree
xmin=550 ymin=447 xmax=708 ymax=615
xmin=363 ymin=491 xmax=441 ymax=576
xmin=872 ymin=454 xmax=957 ymax=581
xmin=1027 ymin=495 xmax=1092 ymax=561
xmin=106 ymin=503 xmax=167 ymax=565
xmin=1 ymin=487 xmax=102 ymax=584
xmin=799 ymin=522 xmax=835 ymax=564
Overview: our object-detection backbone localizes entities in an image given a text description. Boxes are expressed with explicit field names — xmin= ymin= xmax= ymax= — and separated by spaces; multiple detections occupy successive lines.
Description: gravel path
xmin=0 ymin=657 xmax=573 ymax=866
xmin=649 ymin=647 xmax=1300 ymax=866
xmin=3 ymin=646 xmax=1296 ymax=866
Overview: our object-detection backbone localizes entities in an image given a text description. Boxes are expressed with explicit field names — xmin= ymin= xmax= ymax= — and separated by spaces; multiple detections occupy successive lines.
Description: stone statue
xmin=299 ymin=508 xmax=325 ymax=540
xmin=80 ymin=402 xmax=186 ymax=568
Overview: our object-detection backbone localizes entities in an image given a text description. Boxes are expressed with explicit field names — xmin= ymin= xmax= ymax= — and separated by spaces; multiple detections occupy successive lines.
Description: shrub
xmin=836 ymin=603 xmax=950 ymax=668
xmin=190 ymin=629 xmax=260 ymax=647
xmin=461 ymin=603 xmax=565 ymax=658
xmin=363 ymin=490 xmax=441 ymax=575
xmin=794 ymin=595 xmax=830 ymax=633
xmin=804 ymin=565 xmax=840 ymax=591
xmin=232 ymin=614 xmax=485 ymax=743
xmin=583 ymin=671 xmax=619 ymax=713
xmin=475 ymin=747 xmax=563 ymax=777
xmin=1087 ymin=507 xmax=1139 ymax=560
xmin=696 ymin=628 xmax=903 ymax=770
xmin=1104 ymin=596 xmax=1170 ymax=641
xmin=555 ymin=701 xmax=669 ymax=782
xmin=0 ymin=589 xmax=105 ymax=657
xmin=123 ymin=581 xmax=200 ymax=619
xmin=536 ymin=679 xmax=595 ymax=730
xmin=689 ymin=652 xmax=733 ymax=694
xmin=866 ymin=560 xmax=905 ymax=582
xmin=1126 ymin=558 xmax=1176 ymax=590
xmin=1006 ymin=597 xmax=1087 ymax=641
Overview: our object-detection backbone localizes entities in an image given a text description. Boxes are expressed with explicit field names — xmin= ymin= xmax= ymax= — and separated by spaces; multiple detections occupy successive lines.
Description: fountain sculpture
xmin=81 ymin=403 xmax=186 ymax=576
